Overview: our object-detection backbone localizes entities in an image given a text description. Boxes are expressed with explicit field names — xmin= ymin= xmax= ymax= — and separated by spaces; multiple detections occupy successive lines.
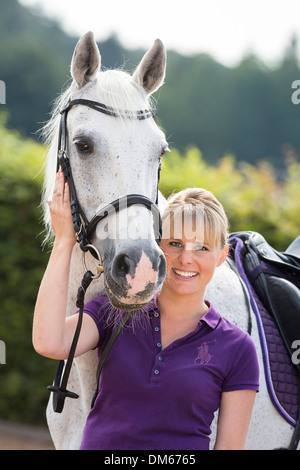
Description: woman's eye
xmin=195 ymin=245 xmax=208 ymax=252
xmin=169 ymin=241 xmax=182 ymax=248
xmin=75 ymin=140 xmax=91 ymax=153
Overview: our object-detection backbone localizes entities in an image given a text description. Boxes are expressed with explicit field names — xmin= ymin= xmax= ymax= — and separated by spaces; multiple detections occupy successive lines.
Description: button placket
xmin=151 ymin=310 xmax=163 ymax=381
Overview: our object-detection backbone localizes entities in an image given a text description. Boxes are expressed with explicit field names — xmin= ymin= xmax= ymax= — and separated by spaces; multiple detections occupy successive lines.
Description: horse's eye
xmin=74 ymin=140 xmax=91 ymax=154
xmin=160 ymin=146 xmax=170 ymax=158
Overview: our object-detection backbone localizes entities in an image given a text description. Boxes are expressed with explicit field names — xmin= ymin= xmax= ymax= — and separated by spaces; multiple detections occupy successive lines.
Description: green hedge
xmin=0 ymin=114 xmax=56 ymax=424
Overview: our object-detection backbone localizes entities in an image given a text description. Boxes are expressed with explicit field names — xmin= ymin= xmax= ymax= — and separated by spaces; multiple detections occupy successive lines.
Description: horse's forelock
xmin=95 ymin=69 xmax=155 ymax=115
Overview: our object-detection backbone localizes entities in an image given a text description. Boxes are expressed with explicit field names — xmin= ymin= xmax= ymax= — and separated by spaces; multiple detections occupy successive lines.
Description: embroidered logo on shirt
xmin=194 ymin=340 xmax=216 ymax=365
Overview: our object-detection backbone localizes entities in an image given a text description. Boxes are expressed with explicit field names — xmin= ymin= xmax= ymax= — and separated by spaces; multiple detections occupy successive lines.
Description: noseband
xmin=57 ymin=98 xmax=162 ymax=257
xmin=48 ymin=98 xmax=163 ymax=413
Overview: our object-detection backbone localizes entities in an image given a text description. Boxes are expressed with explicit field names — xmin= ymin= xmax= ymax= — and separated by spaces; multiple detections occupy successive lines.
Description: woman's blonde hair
xmin=162 ymin=188 xmax=229 ymax=249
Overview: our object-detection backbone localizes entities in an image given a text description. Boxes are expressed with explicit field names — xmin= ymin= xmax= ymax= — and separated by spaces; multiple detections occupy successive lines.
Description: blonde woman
xmin=33 ymin=176 xmax=259 ymax=450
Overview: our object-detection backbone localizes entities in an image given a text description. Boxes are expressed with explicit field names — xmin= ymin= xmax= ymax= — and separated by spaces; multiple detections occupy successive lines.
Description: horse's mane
xmin=40 ymin=69 xmax=156 ymax=245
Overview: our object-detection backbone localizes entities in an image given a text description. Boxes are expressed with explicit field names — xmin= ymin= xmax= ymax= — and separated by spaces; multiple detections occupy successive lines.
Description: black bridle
xmin=56 ymin=98 xmax=162 ymax=254
xmin=48 ymin=98 xmax=163 ymax=413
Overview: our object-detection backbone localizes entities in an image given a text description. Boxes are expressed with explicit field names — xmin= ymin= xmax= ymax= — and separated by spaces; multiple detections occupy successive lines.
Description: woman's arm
xmin=214 ymin=389 xmax=256 ymax=450
xmin=32 ymin=170 xmax=99 ymax=359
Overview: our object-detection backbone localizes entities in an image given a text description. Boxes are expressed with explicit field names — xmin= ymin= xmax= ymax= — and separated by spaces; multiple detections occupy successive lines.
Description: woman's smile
xmin=172 ymin=268 xmax=199 ymax=280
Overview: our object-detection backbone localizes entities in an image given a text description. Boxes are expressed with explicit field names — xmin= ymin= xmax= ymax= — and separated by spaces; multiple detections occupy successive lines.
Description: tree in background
xmin=1 ymin=0 xmax=300 ymax=169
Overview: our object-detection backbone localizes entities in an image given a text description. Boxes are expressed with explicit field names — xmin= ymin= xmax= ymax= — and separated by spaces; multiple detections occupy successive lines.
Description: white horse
xmin=41 ymin=33 xmax=297 ymax=450
xmin=42 ymin=31 xmax=168 ymax=449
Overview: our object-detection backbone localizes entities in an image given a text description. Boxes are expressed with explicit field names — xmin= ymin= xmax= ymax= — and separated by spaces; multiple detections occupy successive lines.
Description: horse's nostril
xmin=113 ymin=253 xmax=134 ymax=279
xmin=115 ymin=255 xmax=130 ymax=275
xmin=108 ymin=244 xmax=166 ymax=293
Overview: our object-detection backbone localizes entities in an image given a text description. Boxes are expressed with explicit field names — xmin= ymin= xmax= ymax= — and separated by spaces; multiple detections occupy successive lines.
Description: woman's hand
xmin=33 ymin=168 xmax=99 ymax=360
xmin=33 ymin=169 xmax=76 ymax=359
xmin=48 ymin=169 xmax=76 ymax=246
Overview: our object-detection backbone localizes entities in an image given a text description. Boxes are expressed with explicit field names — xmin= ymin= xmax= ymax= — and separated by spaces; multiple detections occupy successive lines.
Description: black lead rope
xmin=47 ymin=267 xmax=134 ymax=413
xmin=47 ymin=271 xmax=94 ymax=413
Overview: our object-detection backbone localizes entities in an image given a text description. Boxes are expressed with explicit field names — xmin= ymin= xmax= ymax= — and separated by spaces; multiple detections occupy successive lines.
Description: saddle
xmin=229 ymin=231 xmax=300 ymax=449
xmin=230 ymin=231 xmax=300 ymax=372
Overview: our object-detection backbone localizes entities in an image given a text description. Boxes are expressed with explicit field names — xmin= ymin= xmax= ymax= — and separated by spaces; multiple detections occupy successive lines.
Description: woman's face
xmin=159 ymin=234 xmax=228 ymax=299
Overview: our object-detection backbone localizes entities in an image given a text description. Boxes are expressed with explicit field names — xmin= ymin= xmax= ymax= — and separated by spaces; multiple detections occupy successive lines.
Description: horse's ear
xmin=132 ymin=39 xmax=166 ymax=95
xmin=71 ymin=31 xmax=101 ymax=89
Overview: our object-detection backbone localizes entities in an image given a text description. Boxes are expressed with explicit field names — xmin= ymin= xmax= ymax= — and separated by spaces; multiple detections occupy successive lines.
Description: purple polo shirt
xmin=79 ymin=294 xmax=259 ymax=450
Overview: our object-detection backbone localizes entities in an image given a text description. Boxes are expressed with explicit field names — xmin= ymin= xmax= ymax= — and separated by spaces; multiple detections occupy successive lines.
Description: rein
xmin=48 ymin=99 xmax=162 ymax=413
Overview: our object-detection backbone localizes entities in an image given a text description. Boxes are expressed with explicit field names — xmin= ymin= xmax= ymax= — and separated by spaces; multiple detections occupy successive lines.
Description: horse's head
xmin=44 ymin=32 xmax=168 ymax=311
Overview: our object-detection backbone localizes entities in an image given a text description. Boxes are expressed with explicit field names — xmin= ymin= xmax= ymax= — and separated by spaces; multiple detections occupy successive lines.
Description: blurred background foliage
xmin=160 ymin=147 xmax=300 ymax=249
xmin=0 ymin=113 xmax=56 ymax=423
xmin=0 ymin=0 xmax=299 ymax=426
